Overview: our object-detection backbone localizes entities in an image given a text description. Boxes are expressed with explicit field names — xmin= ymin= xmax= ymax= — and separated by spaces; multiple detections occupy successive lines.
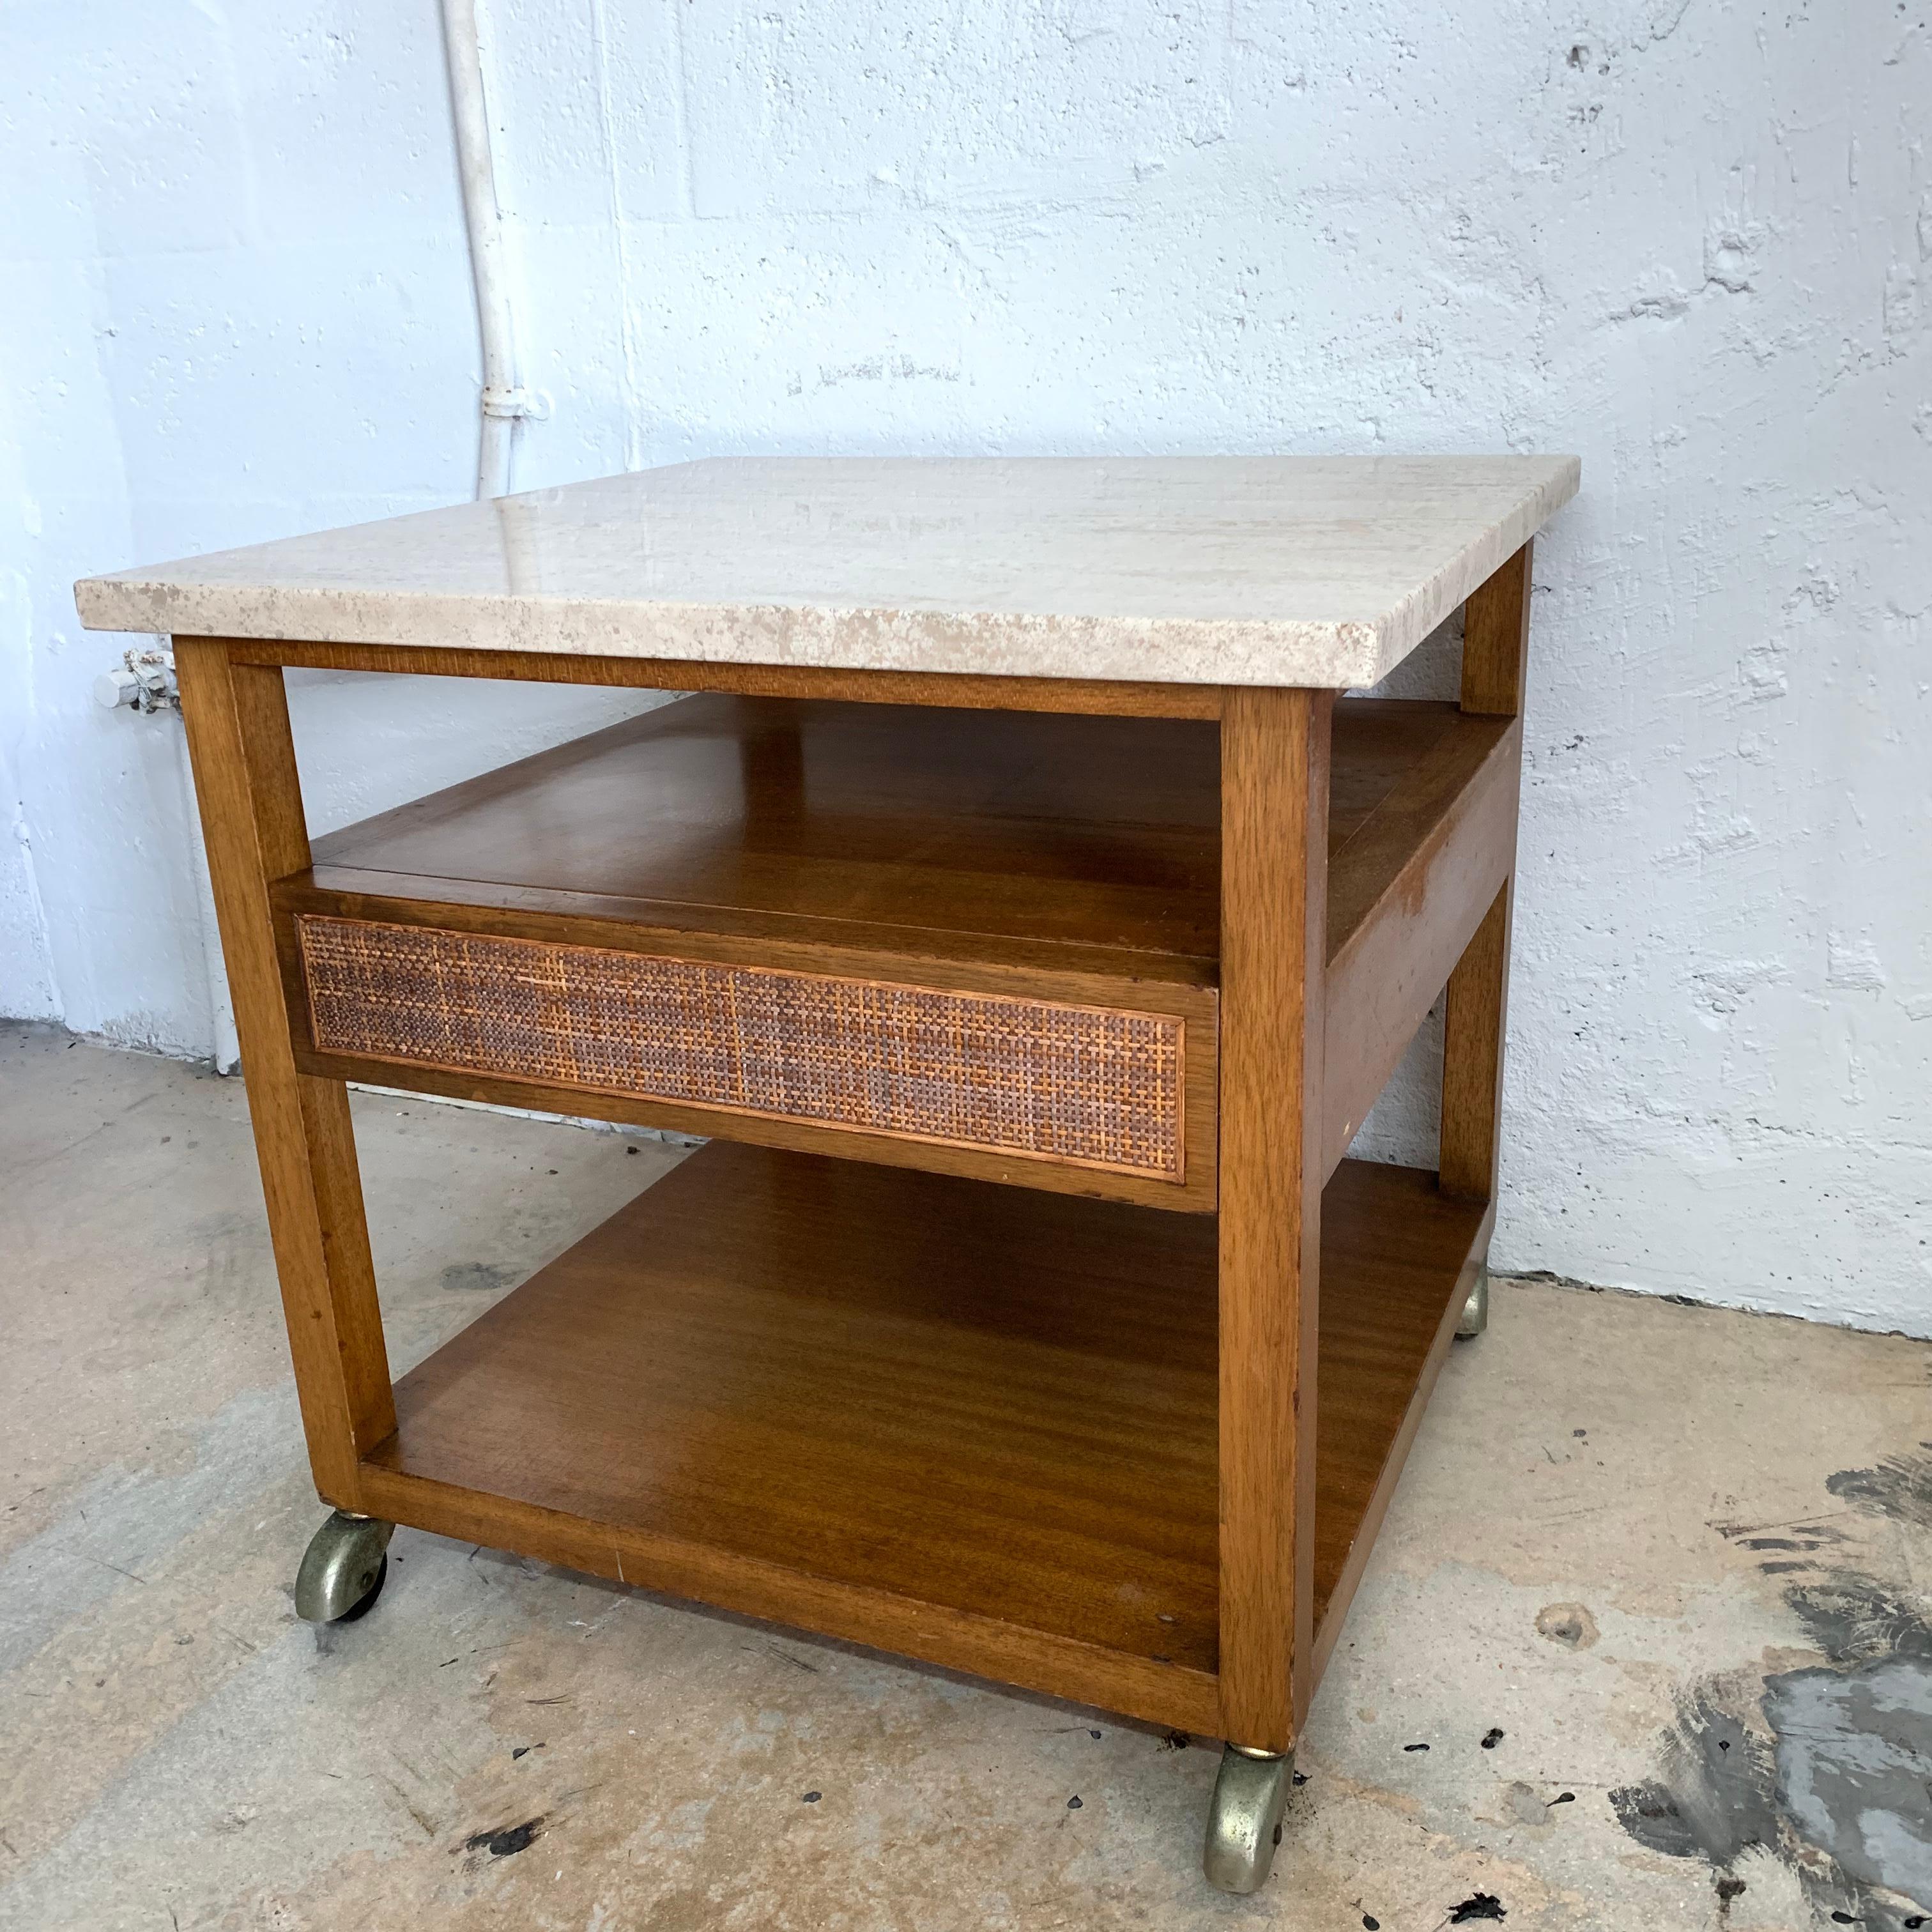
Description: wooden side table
xmin=78 ymin=454 xmax=1577 ymax=1892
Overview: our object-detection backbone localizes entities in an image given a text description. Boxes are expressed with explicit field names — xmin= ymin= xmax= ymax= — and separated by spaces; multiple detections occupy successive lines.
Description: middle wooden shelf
xmin=273 ymin=693 xmax=1518 ymax=1211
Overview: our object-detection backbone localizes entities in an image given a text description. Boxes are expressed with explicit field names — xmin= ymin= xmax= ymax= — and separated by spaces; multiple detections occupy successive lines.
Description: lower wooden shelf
xmin=358 ymin=1140 xmax=1488 ymax=1735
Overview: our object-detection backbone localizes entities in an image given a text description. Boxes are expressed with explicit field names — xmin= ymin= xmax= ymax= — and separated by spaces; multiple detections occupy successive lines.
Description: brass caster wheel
xmin=295 ymin=1510 xmax=394 ymax=1623
xmin=1203 ymin=1744 xmax=1294 ymax=1894
xmin=1456 ymin=1262 xmax=1490 ymax=1339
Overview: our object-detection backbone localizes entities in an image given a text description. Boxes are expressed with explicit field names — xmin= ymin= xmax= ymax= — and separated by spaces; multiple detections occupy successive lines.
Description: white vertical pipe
xmin=137 ymin=8 xmax=526 ymax=1071
xmin=440 ymin=0 xmax=521 ymax=500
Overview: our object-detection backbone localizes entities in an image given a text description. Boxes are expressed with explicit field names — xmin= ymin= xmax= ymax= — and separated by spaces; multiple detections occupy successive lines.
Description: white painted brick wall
xmin=2 ymin=1 xmax=1926 ymax=1332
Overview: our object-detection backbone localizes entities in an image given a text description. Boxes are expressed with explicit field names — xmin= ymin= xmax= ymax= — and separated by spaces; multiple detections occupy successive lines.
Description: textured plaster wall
xmin=2 ymin=1 xmax=1927 ymax=1332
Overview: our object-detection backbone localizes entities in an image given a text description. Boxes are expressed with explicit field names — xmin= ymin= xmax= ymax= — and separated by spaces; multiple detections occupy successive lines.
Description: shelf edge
xmin=356 ymin=1462 xmax=1224 ymax=1738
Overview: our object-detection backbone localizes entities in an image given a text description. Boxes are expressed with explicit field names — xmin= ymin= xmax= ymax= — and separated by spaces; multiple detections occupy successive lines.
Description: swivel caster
xmin=1456 ymin=1261 xmax=1490 ymax=1339
xmin=1203 ymin=1744 xmax=1294 ymax=1894
xmin=295 ymin=1510 xmax=394 ymax=1624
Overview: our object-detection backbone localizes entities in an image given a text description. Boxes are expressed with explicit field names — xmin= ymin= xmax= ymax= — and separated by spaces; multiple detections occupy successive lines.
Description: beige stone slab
xmin=74 ymin=454 xmax=1578 ymax=688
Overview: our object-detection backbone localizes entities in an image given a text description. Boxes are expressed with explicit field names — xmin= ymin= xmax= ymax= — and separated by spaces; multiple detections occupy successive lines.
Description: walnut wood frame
xmin=172 ymin=539 xmax=1531 ymax=1753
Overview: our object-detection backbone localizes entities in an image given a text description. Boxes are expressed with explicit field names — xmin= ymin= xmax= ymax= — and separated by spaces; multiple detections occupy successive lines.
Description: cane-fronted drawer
xmin=289 ymin=909 xmax=1201 ymax=1197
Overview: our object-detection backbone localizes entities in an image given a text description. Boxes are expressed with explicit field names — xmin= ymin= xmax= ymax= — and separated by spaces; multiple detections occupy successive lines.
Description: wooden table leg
xmin=175 ymin=638 xmax=395 ymax=1506
xmin=1457 ymin=537 xmax=1531 ymax=720
xmin=1441 ymin=539 xmax=1531 ymax=1207
xmin=1216 ymin=686 xmax=1332 ymax=1753
xmin=1441 ymin=885 xmax=1512 ymax=1204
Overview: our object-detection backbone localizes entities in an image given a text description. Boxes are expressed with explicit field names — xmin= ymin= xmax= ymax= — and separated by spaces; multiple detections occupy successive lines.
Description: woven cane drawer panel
xmin=296 ymin=916 xmax=1185 ymax=1179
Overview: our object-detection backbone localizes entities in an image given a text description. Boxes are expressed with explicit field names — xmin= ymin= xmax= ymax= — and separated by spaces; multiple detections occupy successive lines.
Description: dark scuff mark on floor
xmin=464 ymin=1815 xmax=544 ymax=1859
xmin=1828 ymin=1450 xmax=1932 ymax=1531
xmin=756 ymin=1641 xmax=819 ymax=1673
xmin=440 ymin=1261 xmax=519 ymax=1294
xmin=1783 ymin=1571 xmax=1932 ymax=1666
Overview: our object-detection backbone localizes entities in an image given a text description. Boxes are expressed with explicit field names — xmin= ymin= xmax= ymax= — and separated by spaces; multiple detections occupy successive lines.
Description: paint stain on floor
xmin=1611 ymin=1458 xmax=1932 ymax=1928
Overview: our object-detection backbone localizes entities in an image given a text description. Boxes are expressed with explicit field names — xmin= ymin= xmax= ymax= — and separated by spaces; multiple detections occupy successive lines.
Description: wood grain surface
xmin=360 ymin=1142 xmax=1484 ymax=1735
xmin=1441 ymin=541 xmax=1530 ymax=1200
xmin=1215 ymin=686 xmax=1330 ymax=1750
xmin=173 ymin=642 xmax=395 ymax=1504
xmin=302 ymin=694 xmax=1466 ymax=970
xmin=1459 ymin=540 xmax=1532 ymax=718
xmin=275 ymin=695 xmax=1507 ymax=1215
xmin=272 ymin=694 xmax=1508 ymax=1213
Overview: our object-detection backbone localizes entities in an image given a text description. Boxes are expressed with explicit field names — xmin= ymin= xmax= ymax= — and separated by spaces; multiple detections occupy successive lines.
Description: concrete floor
xmin=1 ymin=1025 xmax=1928 ymax=1932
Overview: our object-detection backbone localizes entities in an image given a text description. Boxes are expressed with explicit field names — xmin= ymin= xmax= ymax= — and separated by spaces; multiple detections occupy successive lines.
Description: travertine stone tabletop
xmin=75 ymin=455 xmax=1578 ymax=689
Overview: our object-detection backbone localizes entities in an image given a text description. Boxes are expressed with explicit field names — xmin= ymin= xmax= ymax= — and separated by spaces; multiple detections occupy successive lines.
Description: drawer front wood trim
xmin=296 ymin=913 xmax=1187 ymax=1183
